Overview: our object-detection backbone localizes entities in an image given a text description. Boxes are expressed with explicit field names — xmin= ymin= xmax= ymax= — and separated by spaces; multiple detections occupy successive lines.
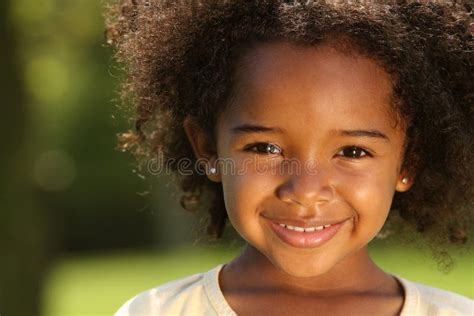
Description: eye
xmin=244 ymin=142 xmax=282 ymax=155
xmin=337 ymin=146 xmax=371 ymax=159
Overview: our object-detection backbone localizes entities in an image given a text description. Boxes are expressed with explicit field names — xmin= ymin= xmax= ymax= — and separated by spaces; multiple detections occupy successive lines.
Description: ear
xmin=395 ymin=171 xmax=413 ymax=192
xmin=183 ymin=116 xmax=221 ymax=183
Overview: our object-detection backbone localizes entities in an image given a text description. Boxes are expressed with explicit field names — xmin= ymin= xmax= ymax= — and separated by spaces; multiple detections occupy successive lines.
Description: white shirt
xmin=115 ymin=264 xmax=473 ymax=316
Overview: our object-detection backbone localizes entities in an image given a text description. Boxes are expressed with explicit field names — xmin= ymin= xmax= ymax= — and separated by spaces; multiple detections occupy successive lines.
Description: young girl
xmin=105 ymin=1 xmax=473 ymax=315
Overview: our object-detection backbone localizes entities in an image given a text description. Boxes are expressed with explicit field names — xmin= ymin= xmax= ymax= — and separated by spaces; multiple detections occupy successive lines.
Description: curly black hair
xmin=104 ymin=0 xmax=473 ymax=271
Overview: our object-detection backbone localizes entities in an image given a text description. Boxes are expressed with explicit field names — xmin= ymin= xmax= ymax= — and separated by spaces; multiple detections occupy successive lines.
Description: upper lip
xmin=261 ymin=214 xmax=348 ymax=228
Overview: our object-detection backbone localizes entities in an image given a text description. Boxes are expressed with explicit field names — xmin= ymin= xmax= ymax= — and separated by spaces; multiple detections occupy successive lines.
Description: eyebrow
xmin=231 ymin=123 xmax=390 ymax=142
xmin=230 ymin=124 xmax=285 ymax=134
xmin=336 ymin=129 xmax=390 ymax=142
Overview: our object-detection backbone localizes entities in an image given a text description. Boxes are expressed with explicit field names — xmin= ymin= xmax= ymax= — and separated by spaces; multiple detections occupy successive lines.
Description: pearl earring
xmin=402 ymin=177 xmax=408 ymax=184
xmin=209 ymin=167 xmax=217 ymax=174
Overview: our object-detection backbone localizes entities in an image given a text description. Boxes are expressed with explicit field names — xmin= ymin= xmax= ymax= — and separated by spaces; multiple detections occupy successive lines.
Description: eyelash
xmin=243 ymin=142 xmax=372 ymax=159
xmin=244 ymin=142 xmax=283 ymax=156
xmin=338 ymin=146 xmax=372 ymax=159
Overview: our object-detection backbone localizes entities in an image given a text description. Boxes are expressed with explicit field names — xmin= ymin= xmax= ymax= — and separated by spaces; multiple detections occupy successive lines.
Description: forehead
xmin=222 ymin=41 xmax=400 ymax=133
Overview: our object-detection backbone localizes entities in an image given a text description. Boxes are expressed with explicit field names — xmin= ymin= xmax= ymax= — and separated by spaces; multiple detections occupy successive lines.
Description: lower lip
xmin=266 ymin=219 xmax=346 ymax=249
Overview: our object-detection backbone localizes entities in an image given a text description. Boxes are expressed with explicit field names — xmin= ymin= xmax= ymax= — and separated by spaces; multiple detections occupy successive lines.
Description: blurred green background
xmin=0 ymin=0 xmax=472 ymax=315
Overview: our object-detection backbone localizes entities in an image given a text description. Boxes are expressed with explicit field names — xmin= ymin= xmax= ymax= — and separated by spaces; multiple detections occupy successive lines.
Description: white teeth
xmin=278 ymin=223 xmax=332 ymax=232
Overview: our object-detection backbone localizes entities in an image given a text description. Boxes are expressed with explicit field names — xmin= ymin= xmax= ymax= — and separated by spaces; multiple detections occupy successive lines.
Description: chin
xmin=270 ymin=254 xmax=334 ymax=279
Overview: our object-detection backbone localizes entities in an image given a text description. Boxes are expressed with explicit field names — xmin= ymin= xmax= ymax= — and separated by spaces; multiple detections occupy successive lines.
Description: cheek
xmin=220 ymin=162 xmax=277 ymax=230
xmin=335 ymin=167 xmax=396 ymax=226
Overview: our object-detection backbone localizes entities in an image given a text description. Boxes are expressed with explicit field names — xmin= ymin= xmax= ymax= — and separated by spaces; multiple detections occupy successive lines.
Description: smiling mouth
xmin=263 ymin=216 xmax=348 ymax=249
xmin=277 ymin=223 xmax=332 ymax=232
xmin=261 ymin=214 xmax=347 ymax=229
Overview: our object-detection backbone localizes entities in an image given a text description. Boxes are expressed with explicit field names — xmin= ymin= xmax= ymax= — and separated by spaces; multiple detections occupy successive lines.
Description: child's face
xmin=188 ymin=41 xmax=412 ymax=278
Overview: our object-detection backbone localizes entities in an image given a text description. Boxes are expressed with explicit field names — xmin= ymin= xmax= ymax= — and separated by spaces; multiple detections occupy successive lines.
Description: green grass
xmin=369 ymin=241 xmax=474 ymax=299
xmin=42 ymin=241 xmax=473 ymax=316
xmin=41 ymin=243 xmax=239 ymax=316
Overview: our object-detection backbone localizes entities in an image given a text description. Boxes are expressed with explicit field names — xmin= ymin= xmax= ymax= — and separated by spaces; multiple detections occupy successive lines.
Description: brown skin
xmin=184 ymin=42 xmax=413 ymax=315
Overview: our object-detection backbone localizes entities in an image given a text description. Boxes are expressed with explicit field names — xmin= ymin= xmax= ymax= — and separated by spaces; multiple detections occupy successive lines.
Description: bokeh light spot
xmin=34 ymin=150 xmax=76 ymax=191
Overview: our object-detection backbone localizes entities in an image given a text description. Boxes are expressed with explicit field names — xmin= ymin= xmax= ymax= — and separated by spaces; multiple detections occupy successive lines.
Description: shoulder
xmin=415 ymin=282 xmax=473 ymax=315
xmin=114 ymin=265 xmax=227 ymax=316
xmin=395 ymin=275 xmax=473 ymax=316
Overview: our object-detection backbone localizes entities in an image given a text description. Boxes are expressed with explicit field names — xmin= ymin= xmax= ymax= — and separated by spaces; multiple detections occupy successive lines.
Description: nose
xmin=277 ymin=167 xmax=334 ymax=208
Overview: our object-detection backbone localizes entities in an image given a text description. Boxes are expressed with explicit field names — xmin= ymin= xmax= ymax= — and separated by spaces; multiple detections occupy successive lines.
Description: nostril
xmin=277 ymin=180 xmax=333 ymax=208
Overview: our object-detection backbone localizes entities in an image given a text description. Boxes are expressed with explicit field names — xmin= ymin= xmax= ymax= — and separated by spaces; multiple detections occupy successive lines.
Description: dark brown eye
xmin=245 ymin=142 xmax=282 ymax=155
xmin=338 ymin=146 xmax=370 ymax=159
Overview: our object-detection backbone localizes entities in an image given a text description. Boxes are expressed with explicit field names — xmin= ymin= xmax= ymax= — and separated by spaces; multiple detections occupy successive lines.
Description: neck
xmin=223 ymin=243 xmax=392 ymax=295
